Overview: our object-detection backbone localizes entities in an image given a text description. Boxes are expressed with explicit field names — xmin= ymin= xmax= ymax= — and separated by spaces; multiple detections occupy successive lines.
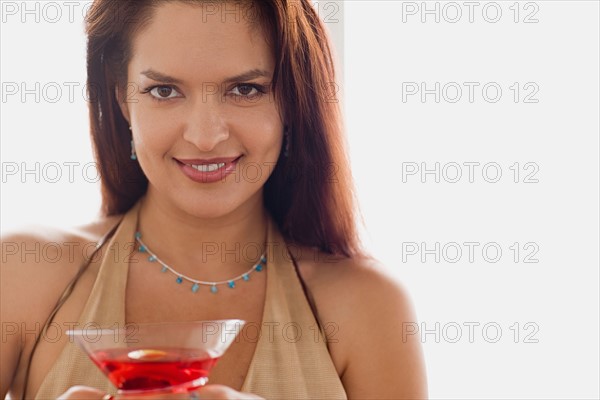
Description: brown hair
xmin=85 ymin=0 xmax=364 ymax=257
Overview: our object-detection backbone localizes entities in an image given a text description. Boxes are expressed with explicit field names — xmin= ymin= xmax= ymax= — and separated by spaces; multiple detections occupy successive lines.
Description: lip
xmin=175 ymin=156 xmax=241 ymax=184
xmin=176 ymin=156 xmax=241 ymax=165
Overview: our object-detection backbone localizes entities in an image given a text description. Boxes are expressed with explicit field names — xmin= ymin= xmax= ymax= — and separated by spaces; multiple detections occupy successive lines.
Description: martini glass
xmin=67 ymin=319 xmax=245 ymax=395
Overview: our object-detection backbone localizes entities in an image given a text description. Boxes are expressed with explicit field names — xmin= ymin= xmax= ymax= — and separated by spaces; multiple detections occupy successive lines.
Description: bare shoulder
xmin=1 ymin=213 xmax=122 ymax=271
xmin=291 ymin=246 xmax=414 ymax=318
xmin=0 ymin=213 xmax=122 ymax=396
xmin=1 ymin=212 xmax=122 ymax=246
xmin=0 ymin=213 xmax=122 ymax=324
xmin=291 ymin=246 xmax=428 ymax=399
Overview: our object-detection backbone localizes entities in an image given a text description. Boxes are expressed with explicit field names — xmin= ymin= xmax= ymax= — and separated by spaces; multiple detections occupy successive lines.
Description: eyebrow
xmin=140 ymin=68 xmax=272 ymax=84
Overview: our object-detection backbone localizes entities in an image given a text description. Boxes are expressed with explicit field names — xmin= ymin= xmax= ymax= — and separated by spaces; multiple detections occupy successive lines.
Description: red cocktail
xmin=92 ymin=346 xmax=219 ymax=391
xmin=67 ymin=320 xmax=244 ymax=395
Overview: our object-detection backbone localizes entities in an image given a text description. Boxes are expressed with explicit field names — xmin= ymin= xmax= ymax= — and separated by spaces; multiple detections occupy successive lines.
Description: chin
xmin=175 ymin=197 xmax=239 ymax=219
xmin=183 ymin=203 xmax=232 ymax=219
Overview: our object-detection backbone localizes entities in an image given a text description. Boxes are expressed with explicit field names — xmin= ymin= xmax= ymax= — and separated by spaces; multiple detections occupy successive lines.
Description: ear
xmin=115 ymin=84 xmax=131 ymax=124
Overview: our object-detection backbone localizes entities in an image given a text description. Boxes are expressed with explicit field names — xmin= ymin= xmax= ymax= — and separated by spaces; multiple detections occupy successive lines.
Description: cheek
xmin=133 ymin=109 xmax=177 ymax=154
xmin=131 ymin=101 xmax=283 ymax=157
xmin=232 ymin=108 xmax=283 ymax=152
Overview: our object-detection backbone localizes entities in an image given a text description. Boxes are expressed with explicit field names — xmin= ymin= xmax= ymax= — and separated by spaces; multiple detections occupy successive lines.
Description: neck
xmin=135 ymin=190 xmax=268 ymax=279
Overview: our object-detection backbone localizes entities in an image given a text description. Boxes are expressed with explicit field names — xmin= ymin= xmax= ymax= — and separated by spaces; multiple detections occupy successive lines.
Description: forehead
xmin=129 ymin=2 xmax=273 ymax=79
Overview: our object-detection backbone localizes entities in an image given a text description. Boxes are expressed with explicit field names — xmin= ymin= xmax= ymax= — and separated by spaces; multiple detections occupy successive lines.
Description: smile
xmin=175 ymin=157 xmax=241 ymax=184
xmin=188 ymin=162 xmax=226 ymax=172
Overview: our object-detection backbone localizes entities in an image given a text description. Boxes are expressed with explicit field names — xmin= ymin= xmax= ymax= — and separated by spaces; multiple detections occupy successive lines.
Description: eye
xmin=143 ymin=85 xmax=182 ymax=102
xmin=229 ymin=83 xmax=266 ymax=99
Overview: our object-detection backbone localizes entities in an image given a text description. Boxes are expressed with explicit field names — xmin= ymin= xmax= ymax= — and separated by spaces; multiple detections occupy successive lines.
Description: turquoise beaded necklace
xmin=134 ymin=231 xmax=266 ymax=294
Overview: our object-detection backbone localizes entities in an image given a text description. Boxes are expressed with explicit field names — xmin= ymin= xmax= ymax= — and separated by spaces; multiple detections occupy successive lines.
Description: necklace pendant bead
xmin=176 ymin=276 xmax=183 ymax=284
xmin=135 ymin=232 xmax=141 ymax=239
xmin=228 ymin=281 xmax=235 ymax=288
xmin=148 ymin=255 xmax=157 ymax=262
xmin=242 ymin=274 xmax=250 ymax=281
xmin=261 ymin=255 xmax=267 ymax=263
xmin=139 ymin=245 xmax=147 ymax=253
xmin=161 ymin=266 xmax=168 ymax=273
xmin=191 ymin=283 xmax=200 ymax=293
xmin=256 ymin=264 xmax=263 ymax=272
xmin=210 ymin=285 xmax=218 ymax=293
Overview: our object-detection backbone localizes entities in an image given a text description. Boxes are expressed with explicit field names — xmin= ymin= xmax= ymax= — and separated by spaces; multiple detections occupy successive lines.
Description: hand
xmin=57 ymin=386 xmax=107 ymax=399
xmin=188 ymin=384 xmax=264 ymax=400
xmin=58 ymin=385 xmax=265 ymax=400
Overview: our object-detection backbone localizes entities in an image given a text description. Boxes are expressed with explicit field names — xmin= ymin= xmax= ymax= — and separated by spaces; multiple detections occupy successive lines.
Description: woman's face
xmin=117 ymin=1 xmax=283 ymax=218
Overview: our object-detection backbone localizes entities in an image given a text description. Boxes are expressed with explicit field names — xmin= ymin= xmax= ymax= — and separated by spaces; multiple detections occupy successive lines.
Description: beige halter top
xmin=33 ymin=200 xmax=347 ymax=399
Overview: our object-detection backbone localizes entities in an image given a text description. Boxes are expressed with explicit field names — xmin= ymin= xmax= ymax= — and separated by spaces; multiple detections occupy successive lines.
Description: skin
xmin=0 ymin=2 xmax=428 ymax=399
xmin=119 ymin=1 xmax=283 ymax=275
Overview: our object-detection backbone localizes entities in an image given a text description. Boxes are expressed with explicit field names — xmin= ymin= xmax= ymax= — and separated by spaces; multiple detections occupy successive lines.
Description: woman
xmin=1 ymin=0 xmax=427 ymax=399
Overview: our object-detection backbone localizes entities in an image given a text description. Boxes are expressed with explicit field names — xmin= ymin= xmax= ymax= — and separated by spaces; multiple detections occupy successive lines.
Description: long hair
xmin=85 ymin=0 xmax=365 ymax=257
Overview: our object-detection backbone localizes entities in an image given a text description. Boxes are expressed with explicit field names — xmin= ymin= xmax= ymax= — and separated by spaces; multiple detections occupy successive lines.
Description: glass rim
xmin=65 ymin=318 xmax=246 ymax=336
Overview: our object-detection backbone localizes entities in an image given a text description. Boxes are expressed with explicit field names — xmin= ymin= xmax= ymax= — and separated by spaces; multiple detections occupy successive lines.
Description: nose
xmin=182 ymin=98 xmax=229 ymax=152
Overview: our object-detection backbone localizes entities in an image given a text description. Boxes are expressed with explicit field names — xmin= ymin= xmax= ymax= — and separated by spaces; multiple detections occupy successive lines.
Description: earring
xmin=284 ymin=129 xmax=290 ymax=158
xmin=129 ymin=126 xmax=137 ymax=161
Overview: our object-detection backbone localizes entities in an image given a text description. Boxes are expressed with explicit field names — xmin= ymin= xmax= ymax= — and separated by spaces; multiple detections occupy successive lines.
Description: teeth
xmin=189 ymin=162 xmax=226 ymax=172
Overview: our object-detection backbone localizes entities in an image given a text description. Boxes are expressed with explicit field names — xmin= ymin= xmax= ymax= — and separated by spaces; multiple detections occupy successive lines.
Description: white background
xmin=1 ymin=1 xmax=599 ymax=399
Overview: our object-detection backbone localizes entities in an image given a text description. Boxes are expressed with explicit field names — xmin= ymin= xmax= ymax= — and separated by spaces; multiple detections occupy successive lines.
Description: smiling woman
xmin=1 ymin=1 xmax=427 ymax=400
xmin=113 ymin=1 xmax=284 ymax=225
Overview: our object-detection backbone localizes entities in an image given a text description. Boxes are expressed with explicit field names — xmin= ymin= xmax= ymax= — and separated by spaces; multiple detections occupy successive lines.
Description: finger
xmin=195 ymin=384 xmax=265 ymax=399
xmin=115 ymin=391 xmax=189 ymax=399
xmin=57 ymin=385 xmax=109 ymax=400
